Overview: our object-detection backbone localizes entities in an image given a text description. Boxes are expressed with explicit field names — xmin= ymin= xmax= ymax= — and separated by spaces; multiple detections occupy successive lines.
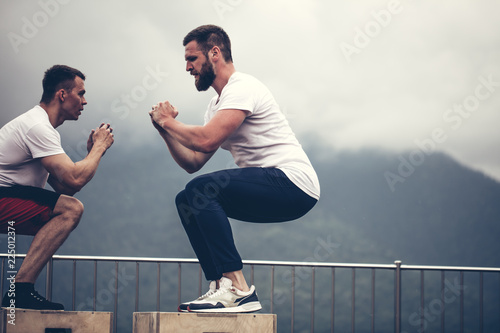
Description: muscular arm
xmin=152 ymin=121 xmax=214 ymax=174
xmin=47 ymin=173 xmax=78 ymax=195
xmin=43 ymin=124 xmax=114 ymax=195
xmin=150 ymin=101 xmax=247 ymax=173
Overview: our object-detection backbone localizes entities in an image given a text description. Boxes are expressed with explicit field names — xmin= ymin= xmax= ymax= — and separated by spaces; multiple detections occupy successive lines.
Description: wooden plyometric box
xmin=133 ymin=312 xmax=277 ymax=333
xmin=0 ymin=309 xmax=113 ymax=333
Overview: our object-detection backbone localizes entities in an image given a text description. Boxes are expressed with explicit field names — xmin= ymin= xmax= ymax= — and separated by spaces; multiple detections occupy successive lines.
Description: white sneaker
xmin=177 ymin=280 xmax=217 ymax=312
xmin=187 ymin=277 xmax=262 ymax=313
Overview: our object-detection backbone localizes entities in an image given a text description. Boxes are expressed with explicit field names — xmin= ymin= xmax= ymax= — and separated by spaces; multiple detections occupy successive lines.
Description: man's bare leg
xmin=15 ymin=195 xmax=84 ymax=283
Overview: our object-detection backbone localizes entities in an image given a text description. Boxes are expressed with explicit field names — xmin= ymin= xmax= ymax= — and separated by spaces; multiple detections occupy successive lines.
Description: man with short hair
xmin=0 ymin=65 xmax=114 ymax=310
xmin=150 ymin=25 xmax=320 ymax=313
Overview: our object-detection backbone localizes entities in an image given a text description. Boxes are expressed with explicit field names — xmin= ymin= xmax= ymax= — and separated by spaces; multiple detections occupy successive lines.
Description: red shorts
xmin=0 ymin=186 xmax=60 ymax=236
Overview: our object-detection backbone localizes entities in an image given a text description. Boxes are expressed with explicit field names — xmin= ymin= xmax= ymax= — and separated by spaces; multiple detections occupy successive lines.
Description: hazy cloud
xmin=1 ymin=0 xmax=499 ymax=179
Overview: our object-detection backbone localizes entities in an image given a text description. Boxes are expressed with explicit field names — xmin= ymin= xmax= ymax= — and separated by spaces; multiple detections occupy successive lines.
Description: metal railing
xmin=1 ymin=254 xmax=499 ymax=333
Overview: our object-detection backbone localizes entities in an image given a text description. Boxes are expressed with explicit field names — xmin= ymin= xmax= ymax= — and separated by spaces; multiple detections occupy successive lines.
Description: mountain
xmin=45 ymin=143 xmax=500 ymax=269
xmin=313 ymin=148 xmax=500 ymax=268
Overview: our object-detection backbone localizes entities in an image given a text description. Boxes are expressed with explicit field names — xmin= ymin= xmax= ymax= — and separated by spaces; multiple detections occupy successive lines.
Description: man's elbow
xmin=60 ymin=185 xmax=82 ymax=196
xmin=52 ymin=182 xmax=80 ymax=196
xmin=63 ymin=178 xmax=86 ymax=195
xmin=195 ymin=138 xmax=219 ymax=154
xmin=183 ymin=164 xmax=201 ymax=174
xmin=59 ymin=188 xmax=79 ymax=196
xmin=48 ymin=176 xmax=81 ymax=196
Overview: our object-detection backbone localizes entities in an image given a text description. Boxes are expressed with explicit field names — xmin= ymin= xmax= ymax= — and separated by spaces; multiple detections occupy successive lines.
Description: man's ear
xmin=211 ymin=46 xmax=221 ymax=61
xmin=58 ymin=89 xmax=65 ymax=102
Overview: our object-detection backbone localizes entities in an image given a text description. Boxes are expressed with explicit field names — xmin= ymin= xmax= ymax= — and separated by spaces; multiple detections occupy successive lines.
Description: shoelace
xmin=206 ymin=285 xmax=231 ymax=299
xmin=196 ymin=280 xmax=217 ymax=299
xmin=199 ymin=287 xmax=216 ymax=299
xmin=30 ymin=291 xmax=48 ymax=303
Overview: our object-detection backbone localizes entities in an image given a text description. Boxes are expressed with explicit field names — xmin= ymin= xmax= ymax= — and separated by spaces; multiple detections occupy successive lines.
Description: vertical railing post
xmin=479 ymin=271 xmax=483 ymax=333
xmin=93 ymin=260 xmax=97 ymax=311
xmin=72 ymin=260 xmax=76 ymax=311
xmin=45 ymin=258 xmax=53 ymax=301
xmin=270 ymin=265 xmax=275 ymax=314
xmin=420 ymin=270 xmax=425 ymax=333
xmin=371 ymin=268 xmax=375 ymax=333
xmin=331 ymin=267 xmax=335 ymax=333
xmin=198 ymin=266 xmax=202 ymax=297
xmin=250 ymin=264 xmax=254 ymax=287
xmin=440 ymin=271 xmax=445 ymax=333
xmin=291 ymin=266 xmax=295 ymax=333
xmin=395 ymin=260 xmax=402 ymax=333
xmin=351 ymin=268 xmax=356 ymax=333
xmin=1 ymin=258 xmax=5 ymax=297
xmin=178 ymin=263 xmax=182 ymax=307
xmin=311 ymin=267 xmax=315 ymax=333
xmin=460 ymin=271 xmax=464 ymax=333
xmin=114 ymin=262 xmax=118 ymax=333
xmin=135 ymin=262 xmax=139 ymax=312
xmin=156 ymin=262 xmax=161 ymax=312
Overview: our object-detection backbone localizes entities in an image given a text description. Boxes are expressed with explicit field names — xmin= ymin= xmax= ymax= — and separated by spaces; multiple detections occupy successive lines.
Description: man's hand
xmin=150 ymin=117 xmax=166 ymax=134
xmin=90 ymin=123 xmax=114 ymax=154
xmin=149 ymin=101 xmax=178 ymax=130
xmin=86 ymin=129 xmax=95 ymax=153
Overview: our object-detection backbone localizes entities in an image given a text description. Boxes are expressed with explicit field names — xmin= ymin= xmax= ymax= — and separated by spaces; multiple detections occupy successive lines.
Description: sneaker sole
xmin=1 ymin=307 xmax=64 ymax=311
xmin=188 ymin=301 xmax=262 ymax=313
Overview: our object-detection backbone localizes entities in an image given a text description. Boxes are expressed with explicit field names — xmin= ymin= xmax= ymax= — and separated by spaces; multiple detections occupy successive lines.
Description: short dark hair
xmin=183 ymin=25 xmax=233 ymax=63
xmin=40 ymin=65 xmax=85 ymax=104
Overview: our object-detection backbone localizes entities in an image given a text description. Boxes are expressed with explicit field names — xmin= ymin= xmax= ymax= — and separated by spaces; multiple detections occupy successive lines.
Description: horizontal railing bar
xmin=0 ymin=254 xmax=199 ymax=264
xmin=400 ymin=264 xmax=500 ymax=273
xmin=2 ymin=255 xmax=395 ymax=269
xmin=245 ymin=260 xmax=396 ymax=269
xmin=2 ymin=254 xmax=500 ymax=272
xmin=0 ymin=254 xmax=394 ymax=268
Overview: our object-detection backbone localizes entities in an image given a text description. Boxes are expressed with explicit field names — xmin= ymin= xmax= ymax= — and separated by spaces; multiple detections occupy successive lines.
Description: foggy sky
xmin=1 ymin=0 xmax=499 ymax=181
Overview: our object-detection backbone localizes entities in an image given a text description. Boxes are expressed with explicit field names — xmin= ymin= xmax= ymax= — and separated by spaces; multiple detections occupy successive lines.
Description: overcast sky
xmin=1 ymin=0 xmax=499 ymax=181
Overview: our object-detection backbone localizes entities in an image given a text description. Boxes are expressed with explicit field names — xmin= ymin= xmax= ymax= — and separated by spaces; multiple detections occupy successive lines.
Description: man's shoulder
xmin=24 ymin=107 xmax=55 ymax=135
xmin=24 ymin=105 xmax=49 ymax=122
xmin=6 ymin=106 xmax=47 ymax=129
xmin=2 ymin=105 xmax=59 ymax=146
xmin=226 ymin=72 xmax=268 ymax=93
xmin=230 ymin=72 xmax=259 ymax=83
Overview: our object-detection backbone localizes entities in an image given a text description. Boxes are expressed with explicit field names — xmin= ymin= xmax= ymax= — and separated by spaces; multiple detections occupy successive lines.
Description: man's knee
xmin=175 ymin=189 xmax=187 ymax=208
xmin=54 ymin=196 xmax=84 ymax=229
xmin=176 ymin=189 xmax=200 ymax=226
xmin=184 ymin=174 xmax=222 ymax=204
xmin=69 ymin=197 xmax=84 ymax=219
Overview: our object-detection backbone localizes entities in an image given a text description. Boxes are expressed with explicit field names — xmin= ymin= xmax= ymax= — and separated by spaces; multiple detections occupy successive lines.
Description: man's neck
xmin=212 ymin=64 xmax=236 ymax=96
xmin=39 ymin=103 xmax=63 ymax=128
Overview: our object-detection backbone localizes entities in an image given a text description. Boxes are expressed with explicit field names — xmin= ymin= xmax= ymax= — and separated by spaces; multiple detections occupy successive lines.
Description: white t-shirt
xmin=204 ymin=72 xmax=320 ymax=199
xmin=0 ymin=105 xmax=65 ymax=188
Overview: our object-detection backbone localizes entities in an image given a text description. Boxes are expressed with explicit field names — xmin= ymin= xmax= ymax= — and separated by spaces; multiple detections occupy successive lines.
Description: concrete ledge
xmin=0 ymin=308 xmax=113 ymax=333
xmin=133 ymin=312 xmax=277 ymax=333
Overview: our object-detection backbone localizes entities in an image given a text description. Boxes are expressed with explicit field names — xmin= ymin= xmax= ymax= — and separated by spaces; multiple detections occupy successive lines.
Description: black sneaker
xmin=1 ymin=285 xmax=64 ymax=311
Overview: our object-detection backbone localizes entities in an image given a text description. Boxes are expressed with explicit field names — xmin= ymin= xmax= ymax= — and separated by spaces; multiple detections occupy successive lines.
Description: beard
xmin=195 ymin=60 xmax=216 ymax=91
